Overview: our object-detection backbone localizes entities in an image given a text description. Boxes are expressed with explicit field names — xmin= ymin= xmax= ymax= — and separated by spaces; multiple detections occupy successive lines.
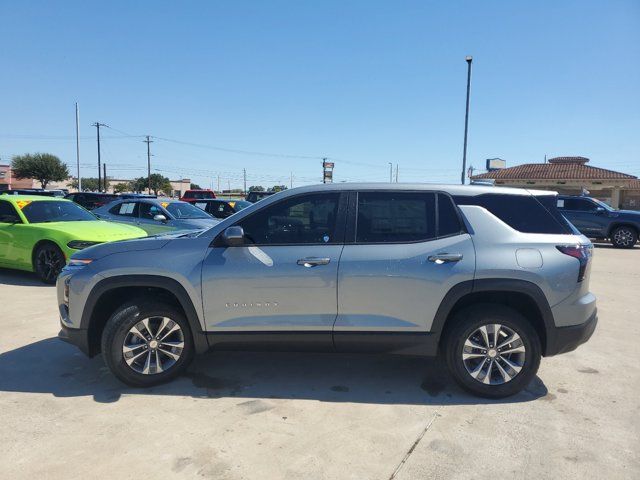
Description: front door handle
xmin=297 ymin=257 xmax=331 ymax=267
xmin=428 ymin=253 xmax=463 ymax=264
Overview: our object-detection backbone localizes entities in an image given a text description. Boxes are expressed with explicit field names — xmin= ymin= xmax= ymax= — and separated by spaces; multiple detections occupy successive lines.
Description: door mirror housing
xmin=153 ymin=214 xmax=168 ymax=223
xmin=595 ymin=206 xmax=606 ymax=214
xmin=222 ymin=226 xmax=245 ymax=246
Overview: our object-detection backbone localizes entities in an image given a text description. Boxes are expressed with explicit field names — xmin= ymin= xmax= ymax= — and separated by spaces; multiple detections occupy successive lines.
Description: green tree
xmin=132 ymin=174 xmax=173 ymax=195
xmin=113 ymin=182 xmax=132 ymax=193
xmin=11 ymin=153 xmax=69 ymax=189
xmin=190 ymin=183 xmax=202 ymax=190
xmin=270 ymin=185 xmax=288 ymax=192
xmin=248 ymin=185 xmax=265 ymax=192
xmin=69 ymin=177 xmax=100 ymax=192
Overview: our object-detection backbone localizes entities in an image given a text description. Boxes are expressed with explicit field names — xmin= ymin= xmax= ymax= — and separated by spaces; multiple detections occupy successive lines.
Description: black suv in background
xmin=557 ymin=195 xmax=639 ymax=248
xmin=65 ymin=192 xmax=118 ymax=210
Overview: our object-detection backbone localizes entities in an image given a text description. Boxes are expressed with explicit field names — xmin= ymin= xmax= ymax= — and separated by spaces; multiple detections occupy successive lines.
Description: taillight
xmin=556 ymin=245 xmax=593 ymax=282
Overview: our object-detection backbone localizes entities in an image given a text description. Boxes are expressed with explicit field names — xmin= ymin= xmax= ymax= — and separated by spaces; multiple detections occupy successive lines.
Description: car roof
xmin=275 ymin=182 xmax=557 ymax=197
xmin=1 ymin=195 xmax=71 ymax=203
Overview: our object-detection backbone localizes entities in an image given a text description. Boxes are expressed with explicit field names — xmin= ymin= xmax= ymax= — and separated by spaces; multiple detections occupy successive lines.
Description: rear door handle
xmin=428 ymin=253 xmax=463 ymax=264
xmin=297 ymin=257 xmax=331 ymax=267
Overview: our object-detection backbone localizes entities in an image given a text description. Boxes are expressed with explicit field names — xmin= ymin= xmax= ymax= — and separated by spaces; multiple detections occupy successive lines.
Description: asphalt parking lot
xmin=0 ymin=246 xmax=638 ymax=479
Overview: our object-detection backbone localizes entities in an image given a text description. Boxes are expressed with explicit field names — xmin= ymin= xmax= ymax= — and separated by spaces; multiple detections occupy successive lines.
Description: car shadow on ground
xmin=0 ymin=337 xmax=549 ymax=405
xmin=592 ymin=242 xmax=638 ymax=249
xmin=0 ymin=268 xmax=50 ymax=287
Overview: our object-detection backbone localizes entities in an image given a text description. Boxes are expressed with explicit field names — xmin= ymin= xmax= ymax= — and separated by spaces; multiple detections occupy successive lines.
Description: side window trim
xmin=0 ymin=200 xmax=23 ymax=223
xmin=221 ymin=191 xmax=348 ymax=246
xmin=350 ymin=190 xmax=466 ymax=245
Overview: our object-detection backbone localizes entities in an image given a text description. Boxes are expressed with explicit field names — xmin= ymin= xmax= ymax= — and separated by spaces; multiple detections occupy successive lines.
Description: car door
xmin=0 ymin=200 xmax=23 ymax=266
xmin=138 ymin=201 xmax=174 ymax=234
xmin=334 ymin=191 xmax=476 ymax=354
xmin=558 ymin=198 xmax=606 ymax=235
xmin=201 ymin=192 xmax=346 ymax=348
xmin=102 ymin=201 xmax=140 ymax=226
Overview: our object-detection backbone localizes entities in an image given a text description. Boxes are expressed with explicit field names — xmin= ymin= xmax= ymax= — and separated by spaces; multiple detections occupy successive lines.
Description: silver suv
xmin=57 ymin=184 xmax=597 ymax=398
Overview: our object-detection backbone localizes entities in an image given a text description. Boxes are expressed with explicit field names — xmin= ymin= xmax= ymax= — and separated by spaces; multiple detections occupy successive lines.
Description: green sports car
xmin=0 ymin=195 xmax=147 ymax=283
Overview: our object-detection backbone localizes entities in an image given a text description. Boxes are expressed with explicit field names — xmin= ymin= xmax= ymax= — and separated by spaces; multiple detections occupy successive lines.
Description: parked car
xmin=557 ymin=195 xmax=639 ymax=248
xmin=2 ymin=189 xmax=57 ymax=197
xmin=92 ymin=197 xmax=220 ymax=234
xmin=65 ymin=192 xmax=118 ymax=210
xmin=193 ymin=199 xmax=253 ymax=219
xmin=180 ymin=189 xmax=216 ymax=203
xmin=57 ymin=183 xmax=597 ymax=398
xmin=245 ymin=190 xmax=275 ymax=203
xmin=0 ymin=195 xmax=146 ymax=283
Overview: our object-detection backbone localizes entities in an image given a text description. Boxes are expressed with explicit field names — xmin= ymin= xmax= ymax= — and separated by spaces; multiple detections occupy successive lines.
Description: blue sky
xmin=1 ymin=0 xmax=639 ymax=189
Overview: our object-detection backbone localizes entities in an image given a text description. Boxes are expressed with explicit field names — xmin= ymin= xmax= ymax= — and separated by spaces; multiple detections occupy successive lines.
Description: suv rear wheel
xmin=443 ymin=304 xmax=541 ymax=398
xmin=101 ymin=299 xmax=194 ymax=387
xmin=611 ymin=226 xmax=637 ymax=249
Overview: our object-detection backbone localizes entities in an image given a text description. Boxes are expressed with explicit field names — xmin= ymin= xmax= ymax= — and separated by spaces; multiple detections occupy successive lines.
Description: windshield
xmin=165 ymin=201 xmax=212 ymax=219
xmin=21 ymin=201 xmax=96 ymax=223
xmin=593 ymin=199 xmax=615 ymax=211
xmin=230 ymin=200 xmax=252 ymax=211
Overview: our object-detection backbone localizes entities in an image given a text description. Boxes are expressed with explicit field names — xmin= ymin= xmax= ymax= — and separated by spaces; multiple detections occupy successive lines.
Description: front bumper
xmin=58 ymin=322 xmax=91 ymax=357
xmin=545 ymin=309 xmax=598 ymax=356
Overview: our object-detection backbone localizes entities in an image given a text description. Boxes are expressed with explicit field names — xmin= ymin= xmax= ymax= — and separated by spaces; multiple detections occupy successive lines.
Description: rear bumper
xmin=58 ymin=322 xmax=92 ymax=357
xmin=545 ymin=309 xmax=598 ymax=356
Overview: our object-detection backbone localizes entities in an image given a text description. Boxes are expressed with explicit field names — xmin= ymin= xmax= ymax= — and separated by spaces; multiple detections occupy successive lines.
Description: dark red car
xmin=179 ymin=189 xmax=216 ymax=203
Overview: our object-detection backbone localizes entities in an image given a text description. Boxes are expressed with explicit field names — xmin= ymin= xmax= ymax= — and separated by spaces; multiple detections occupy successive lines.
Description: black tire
xmin=443 ymin=304 xmax=541 ymax=399
xmin=611 ymin=226 xmax=637 ymax=249
xmin=34 ymin=242 xmax=65 ymax=284
xmin=101 ymin=299 xmax=194 ymax=388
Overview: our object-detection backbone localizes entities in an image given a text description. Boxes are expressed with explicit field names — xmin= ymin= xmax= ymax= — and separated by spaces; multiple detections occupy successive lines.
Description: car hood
xmin=174 ymin=217 xmax=220 ymax=228
xmin=33 ymin=220 xmax=147 ymax=241
xmin=70 ymin=229 xmax=201 ymax=260
xmin=611 ymin=210 xmax=640 ymax=219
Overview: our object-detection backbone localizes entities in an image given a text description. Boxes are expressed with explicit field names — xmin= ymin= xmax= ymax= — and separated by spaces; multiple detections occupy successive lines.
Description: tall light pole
xmin=92 ymin=122 xmax=107 ymax=191
xmin=144 ymin=136 xmax=153 ymax=194
xmin=75 ymin=103 xmax=81 ymax=191
xmin=461 ymin=55 xmax=473 ymax=185
xmin=389 ymin=162 xmax=393 ymax=183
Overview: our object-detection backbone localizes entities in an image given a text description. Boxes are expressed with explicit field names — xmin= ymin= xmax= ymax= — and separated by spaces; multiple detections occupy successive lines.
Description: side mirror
xmin=153 ymin=214 xmax=168 ymax=223
xmin=222 ymin=226 xmax=245 ymax=246
xmin=595 ymin=207 xmax=606 ymax=214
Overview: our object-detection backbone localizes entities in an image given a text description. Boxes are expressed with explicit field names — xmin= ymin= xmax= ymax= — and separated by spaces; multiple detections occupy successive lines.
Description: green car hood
xmin=36 ymin=220 xmax=146 ymax=241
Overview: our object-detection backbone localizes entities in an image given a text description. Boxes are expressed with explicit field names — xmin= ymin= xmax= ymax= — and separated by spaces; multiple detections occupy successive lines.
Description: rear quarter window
xmin=453 ymin=193 xmax=571 ymax=234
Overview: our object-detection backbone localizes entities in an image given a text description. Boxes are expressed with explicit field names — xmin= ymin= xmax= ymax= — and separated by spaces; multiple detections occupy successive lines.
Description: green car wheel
xmin=34 ymin=242 xmax=66 ymax=284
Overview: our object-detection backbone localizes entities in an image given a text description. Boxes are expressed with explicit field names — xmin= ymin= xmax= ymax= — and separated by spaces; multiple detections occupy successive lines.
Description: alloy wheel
xmin=461 ymin=323 xmax=526 ymax=385
xmin=613 ymin=228 xmax=634 ymax=247
xmin=36 ymin=247 xmax=64 ymax=282
xmin=122 ymin=316 xmax=185 ymax=375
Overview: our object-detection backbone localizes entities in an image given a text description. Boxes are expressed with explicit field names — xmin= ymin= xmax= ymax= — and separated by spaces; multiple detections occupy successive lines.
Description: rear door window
xmin=356 ymin=192 xmax=436 ymax=243
xmin=110 ymin=202 xmax=138 ymax=217
xmin=437 ymin=193 xmax=464 ymax=237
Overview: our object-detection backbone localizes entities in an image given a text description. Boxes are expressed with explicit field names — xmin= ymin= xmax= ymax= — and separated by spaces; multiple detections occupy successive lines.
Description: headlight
xmin=67 ymin=240 xmax=102 ymax=250
xmin=67 ymin=258 xmax=93 ymax=267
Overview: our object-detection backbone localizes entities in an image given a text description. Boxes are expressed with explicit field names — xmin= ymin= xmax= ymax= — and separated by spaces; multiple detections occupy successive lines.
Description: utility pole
xmin=322 ymin=157 xmax=327 ymax=184
xmin=75 ymin=103 xmax=81 ymax=191
xmin=217 ymin=175 xmax=220 ymax=193
xmin=92 ymin=122 xmax=107 ymax=191
xmin=228 ymin=179 xmax=230 ymax=191
xmin=395 ymin=164 xmax=399 ymax=183
xmin=243 ymin=168 xmax=247 ymax=194
xmin=103 ymin=164 xmax=107 ymax=192
xmin=290 ymin=172 xmax=293 ymax=189
xmin=388 ymin=162 xmax=393 ymax=183
xmin=144 ymin=135 xmax=153 ymax=194
xmin=461 ymin=56 xmax=473 ymax=185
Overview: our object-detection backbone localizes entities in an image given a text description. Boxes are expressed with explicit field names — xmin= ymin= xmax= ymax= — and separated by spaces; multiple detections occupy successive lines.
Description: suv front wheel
xmin=611 ymin=226 xmax=637 ymax=249
xmin=443 ymin=304 xmax=541 ymax=398
xmin=101 ymin=299 xmax=194 ymax=387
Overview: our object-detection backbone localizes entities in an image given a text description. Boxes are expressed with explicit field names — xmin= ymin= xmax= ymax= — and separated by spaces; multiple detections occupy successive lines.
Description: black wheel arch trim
xmin=431 ymin=278 xmax=557 ymax=356
xmin=607 ymin=222 xmax=639 ymax=238
xmin=81 ymin=275 xmax=209 ymax=354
